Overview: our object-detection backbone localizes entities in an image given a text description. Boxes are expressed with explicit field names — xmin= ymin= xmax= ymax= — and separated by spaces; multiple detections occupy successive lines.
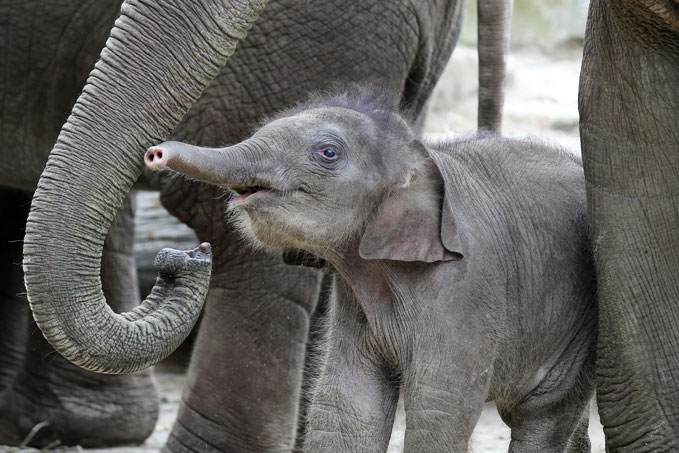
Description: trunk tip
xmin=145 ymin=146 xmax=168 ymax=170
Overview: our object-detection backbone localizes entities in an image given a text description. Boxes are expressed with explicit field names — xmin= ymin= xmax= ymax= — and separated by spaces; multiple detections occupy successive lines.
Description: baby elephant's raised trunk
xmin=145 ymin=140 xmax=268 ymax=189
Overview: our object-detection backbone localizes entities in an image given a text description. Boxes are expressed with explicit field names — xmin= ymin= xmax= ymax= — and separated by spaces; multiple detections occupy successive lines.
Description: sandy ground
xmin=1 ymin=43 xmax=605 ymax=453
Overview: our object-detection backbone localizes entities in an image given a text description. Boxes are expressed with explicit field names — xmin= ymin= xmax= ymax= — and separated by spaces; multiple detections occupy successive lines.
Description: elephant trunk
xmin=145 ymin=140 xmax=274 ymax=189
xmin=23 ymin=0 xmax=267 ymax=374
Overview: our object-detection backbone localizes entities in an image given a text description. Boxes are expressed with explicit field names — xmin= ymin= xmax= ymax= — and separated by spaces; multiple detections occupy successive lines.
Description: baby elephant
xmin=145 ymin=91 xmax=596 ymax=452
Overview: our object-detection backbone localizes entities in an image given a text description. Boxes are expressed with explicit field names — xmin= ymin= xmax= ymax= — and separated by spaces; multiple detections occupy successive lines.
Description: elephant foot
xmin=0 ymin=365 xmax=159 ymax=448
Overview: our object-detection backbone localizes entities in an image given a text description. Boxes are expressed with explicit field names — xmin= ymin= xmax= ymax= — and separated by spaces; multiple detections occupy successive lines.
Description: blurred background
xmin=426 ymin=0 xmax=588 ymax=152
xmin=84 ymin=0 xmax=601 ymax=452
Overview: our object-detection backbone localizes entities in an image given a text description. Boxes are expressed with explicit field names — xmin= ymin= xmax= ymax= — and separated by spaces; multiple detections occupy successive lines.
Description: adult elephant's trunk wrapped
xmin=22 ymin=0 xmax=267 ymax=374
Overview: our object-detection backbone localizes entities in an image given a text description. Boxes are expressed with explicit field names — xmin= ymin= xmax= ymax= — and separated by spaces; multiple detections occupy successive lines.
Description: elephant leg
xmin=303 ymin=292 xmax=398 ymax=452
xmin=579 ymin=0 xmax=679 ymax=449
xmin=0 ymin=192 xmax=160 ymax=448
xmin=402 ymin=368 xmax=486 ymax=453
xmin=294 ymin=272 xmax=333 ymax=451
xmin=401 ymin=302 xmax=496 ymax=453
xmin=589 ymin=187 xmax=679 ymax=451
xmin=161 ymin=187 xmax=322 ymax=453
xmin=567 ymin=416 xmax=592 ymax=453
xmin=0 ymin=189 xmax=31 ymax=390
xmin=499 ymin=389 xmax=593 ymax=453
xmin=499 ymin=305 xmax=595 ymax=452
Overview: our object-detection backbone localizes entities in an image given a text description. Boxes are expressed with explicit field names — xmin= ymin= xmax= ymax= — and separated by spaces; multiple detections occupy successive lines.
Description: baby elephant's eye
xmin=310 ymin=143 xmax=343 ymax=169
xmin=319 ymin=147 xmax=338 ymax=160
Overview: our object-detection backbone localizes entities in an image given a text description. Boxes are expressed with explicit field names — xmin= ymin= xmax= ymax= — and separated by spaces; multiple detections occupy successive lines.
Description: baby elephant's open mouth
xmin=230 ymin=186 xmax=273 ymax=205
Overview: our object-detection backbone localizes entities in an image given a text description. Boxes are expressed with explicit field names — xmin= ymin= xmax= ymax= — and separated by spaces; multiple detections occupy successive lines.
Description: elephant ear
xmin=358 ymin=142 xmax=464 ymax=263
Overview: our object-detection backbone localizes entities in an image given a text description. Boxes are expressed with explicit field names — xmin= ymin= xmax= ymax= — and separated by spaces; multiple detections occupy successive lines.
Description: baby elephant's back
xmin=465 ymin=135 xmax=593 ymax=304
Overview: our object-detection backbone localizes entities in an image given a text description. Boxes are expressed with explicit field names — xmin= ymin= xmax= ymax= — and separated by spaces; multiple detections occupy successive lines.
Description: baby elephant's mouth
xmin=230 ymin=186 xmax=273 ymax=205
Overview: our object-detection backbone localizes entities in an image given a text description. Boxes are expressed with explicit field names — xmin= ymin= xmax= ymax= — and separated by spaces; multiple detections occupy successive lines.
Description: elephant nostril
xmin=146 ymin=148 xmax=166 ymax=163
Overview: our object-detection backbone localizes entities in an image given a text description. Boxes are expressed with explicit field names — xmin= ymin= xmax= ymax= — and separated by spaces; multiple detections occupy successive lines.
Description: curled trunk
xmin=23 ymin=0 xmax=267 ymax=374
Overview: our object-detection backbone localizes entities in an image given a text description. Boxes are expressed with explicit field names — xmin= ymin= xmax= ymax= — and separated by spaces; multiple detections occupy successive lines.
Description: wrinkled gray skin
xmin=147 ymin=92 xmax=598 ymax=453
xmin=2 ymin=0 xmax=512 ymax=449
xmin=579 ymin=0 xmax=679 ymax=450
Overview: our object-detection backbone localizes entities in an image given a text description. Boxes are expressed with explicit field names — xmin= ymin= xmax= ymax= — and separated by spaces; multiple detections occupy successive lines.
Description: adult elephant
xmin=579 ymin=0 xmax=679 ymax=450
xmin=3 ymin=0 xmax=511 ymax=450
